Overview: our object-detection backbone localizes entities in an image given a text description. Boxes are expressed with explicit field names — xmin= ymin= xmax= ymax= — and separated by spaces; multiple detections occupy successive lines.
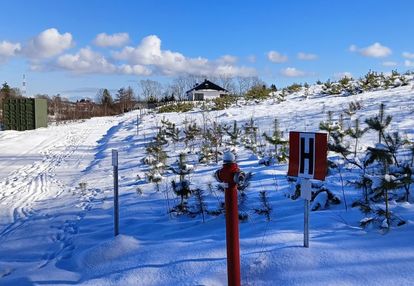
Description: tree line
xmin=0 ymin=75 xmax=270 ymax=125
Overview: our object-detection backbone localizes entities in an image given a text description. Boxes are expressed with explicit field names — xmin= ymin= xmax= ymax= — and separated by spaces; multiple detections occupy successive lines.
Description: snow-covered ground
xmin=1 ymin=84 xmax=414 ymax=285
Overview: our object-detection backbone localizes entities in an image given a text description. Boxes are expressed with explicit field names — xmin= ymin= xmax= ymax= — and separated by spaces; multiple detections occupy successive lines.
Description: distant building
xmin=186 ymin=79 xmax=229 ymax=101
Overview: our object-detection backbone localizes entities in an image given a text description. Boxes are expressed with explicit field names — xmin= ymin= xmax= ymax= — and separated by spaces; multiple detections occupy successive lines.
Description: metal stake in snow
xmin=287 ymin=132 xmax=327 ymax=248
xmin=112 ymin=149 xmax=119 ymax=237
xmin=137 ymin=114 xmax=139 ymax=135
xmin=301 ymin=179 xmax=312 ymax=248
xmin=215 ymin=151 xmax=243 ymax=286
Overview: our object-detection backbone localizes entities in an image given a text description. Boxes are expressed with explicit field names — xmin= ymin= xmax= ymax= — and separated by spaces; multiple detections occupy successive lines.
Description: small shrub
xmin=158 ymin=102 xmax=194 ymax=113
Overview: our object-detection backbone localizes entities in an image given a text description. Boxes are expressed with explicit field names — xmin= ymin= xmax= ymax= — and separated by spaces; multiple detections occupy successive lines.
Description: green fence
xmin=2 ymin=98 xmax=48 ymax=131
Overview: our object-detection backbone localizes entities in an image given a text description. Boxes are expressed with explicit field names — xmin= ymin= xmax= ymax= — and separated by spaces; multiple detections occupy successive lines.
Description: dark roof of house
xmin=186 ymin=79 xmax=228 ymax=93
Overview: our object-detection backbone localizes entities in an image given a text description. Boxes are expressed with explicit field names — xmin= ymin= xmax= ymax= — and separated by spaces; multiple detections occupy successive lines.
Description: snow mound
xmin=78 ymin=234 xmax=140 ymax=269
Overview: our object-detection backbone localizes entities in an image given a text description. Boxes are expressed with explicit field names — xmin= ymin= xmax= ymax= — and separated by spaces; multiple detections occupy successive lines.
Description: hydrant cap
xmin=223 ymin=150 xmax=236 ymax=163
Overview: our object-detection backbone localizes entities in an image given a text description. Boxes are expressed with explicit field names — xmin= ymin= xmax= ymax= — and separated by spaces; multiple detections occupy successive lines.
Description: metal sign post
xmin=112 ymin=149 xmax=119 ymax=237
xmin=137 ymin=114 xmax=139 ymax=135
xmin=300 ymin=179 xmax=312 ymax=248
xmin=288 ymin=131 xmax=327 ymax=249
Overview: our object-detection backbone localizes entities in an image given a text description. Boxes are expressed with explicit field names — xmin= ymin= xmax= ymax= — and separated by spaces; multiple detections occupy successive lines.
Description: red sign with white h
xmin=288 ymin=131 xmax=328 ymax=181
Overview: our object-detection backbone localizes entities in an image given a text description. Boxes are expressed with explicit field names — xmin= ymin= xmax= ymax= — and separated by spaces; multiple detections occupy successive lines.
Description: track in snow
xmin=0 ymin=117 xmax=128 ymax=273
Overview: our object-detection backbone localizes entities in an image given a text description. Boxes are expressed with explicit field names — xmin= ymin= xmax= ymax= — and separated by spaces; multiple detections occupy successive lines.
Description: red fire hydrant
xmin=215 ymin=151 xmax=242 ymax=286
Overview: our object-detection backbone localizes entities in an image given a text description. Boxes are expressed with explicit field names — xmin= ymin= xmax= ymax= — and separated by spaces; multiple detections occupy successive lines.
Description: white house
xmin=186 ymin=79 xmax=229 ymax=101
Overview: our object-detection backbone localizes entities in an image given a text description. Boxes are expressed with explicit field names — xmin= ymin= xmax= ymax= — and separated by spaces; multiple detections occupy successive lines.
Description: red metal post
xmin=225 ymin=183 xmax=241 ymax=286
xmin=217 ymin=163 xmax=241 ymax=286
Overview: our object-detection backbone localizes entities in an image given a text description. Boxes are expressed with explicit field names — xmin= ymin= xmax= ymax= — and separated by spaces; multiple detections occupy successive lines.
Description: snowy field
xmin=1 ymin=84 xmax=414 ymax=285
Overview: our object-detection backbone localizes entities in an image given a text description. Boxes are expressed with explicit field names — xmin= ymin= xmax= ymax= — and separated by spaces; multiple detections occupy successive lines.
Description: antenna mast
xmin=22 ymin=74 xmax=27 ymax=97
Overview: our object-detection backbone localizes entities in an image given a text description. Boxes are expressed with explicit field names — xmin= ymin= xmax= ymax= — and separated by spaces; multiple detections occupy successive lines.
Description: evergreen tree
xmin=365 ymin=103 xmax=392 ymax=144
xmin=319 ymin=111 xmax=339 ymax=139
xmin=372 ymin=174 xmax=400 ymax=228
xmin=245 ymin=84 xmax=271 ymax=100
xmin=183 ymin=122 xmax=201 ymax=149
xmin=254 ymin=191 xmax=272 ymax=221
xmin=350 ymin=158 xmax=372 ymax=204
xmin=262 ymin=118 xmax=288 ymax=162
xmin=170 ymin=153 xmax=194 ymax=213
xmin=383 ymin=131 xmax=408 ymax=168
xmin=204 ymin=121 xmax=224 ymax=163
xmin=161 ymin=118 xmax=180 ymax=143
xmin=100 ymin=88 xmax=113 ymax=116
xmin=198 ymin=141 xmax=215 ymax=164
xmin=343 ymin=101 xmax=362 ymax=118
xmin=144 ymin=128 xmax=168 ymax=182
xmin=346 ymin=118 xmax=368 ymax=157
xmin=243 ymin=117 xmax=259 ymax=154
xmin=224 ymin=120 xmax=241 ymax=146
xmin=359 ymin=70 xmax=382 ymax=91
xmin=193 ymin=188 xmax=207 ymax=222
xmin=0 ymin=82 xmax=12 ymax=98
xmin=392 ymin=164 xmax=413 ymax=202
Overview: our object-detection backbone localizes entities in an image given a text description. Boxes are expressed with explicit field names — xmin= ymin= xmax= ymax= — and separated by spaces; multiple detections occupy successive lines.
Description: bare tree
xmin=139 ymin=79 xmax=163 ymax=102
xmin=170 ymin=76 xmax=187 ymax=101
xmin=124 ymin=86 xmax=135 ymax=110
xmin=235 ymin=76 xmax=264 ymax=96
xmin=216 ymin=74 xmax=236 ymax=94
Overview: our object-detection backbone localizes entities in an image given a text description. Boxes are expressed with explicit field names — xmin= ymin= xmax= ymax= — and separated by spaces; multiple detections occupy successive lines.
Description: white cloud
xmin=382 ymin=61 xmax=398 ymax=67
xmin=0 ymin=31 xmax=256 ymax=77
xmin=0 ymin=41 xmax=21 ymax=62
xmin=56 ymin=47 xmax=117 ymax=74
xmin=213 ymin=65 xmax=256 ymax=77
xmin=349 ymin=42 xmax=392 ymax=58
xmin=267 ymin=51 xmax=288 ymax=63
xmin=334 ymin=72 xmax=353 ymax=80
xmin=94 ymin=32 xmax=130 ymax=47
xmin=297 ymin=52 xmax=318 ymax=61
xmin=405 ymin=60 xmax=414 ymax=68
xmin=280 ymin=67 xmax=307 ymax=77
xmin=54 ymin=47 xmax=154 ymax=76
xmin=23 ymin=28 xmax=73 ymax=59
xmin=402 ymin=52 xmax=414 ymax=59
xmin=217 ymin=55 xmax=238 ymax=65
xmin=119 ymin=64 xmax=152 ymax=76
xmin=113 ymin=35 xmax=256 ymax=77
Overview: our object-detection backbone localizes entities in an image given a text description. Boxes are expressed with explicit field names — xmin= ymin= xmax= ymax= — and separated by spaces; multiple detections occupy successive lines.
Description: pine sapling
xmin=193 ymin=188 xmax=207 ymax=222
xmin=254 ymin=191 xmax=272 ymax=221
xmin=243 ymin=117 xmax=259 ymax=154
xmin=262 ymin=118 xmax=288 ymax=162
xmin=224 ymin=120 xmax=241 ymax=146
xmin=170 ymin=153 xmax=194 ymax=213
xmin=183 ymin=122 xmax=201 ymax=150
xmin=365 ymin=103 xmax=392 ymax=144
xmin=346 ymin=118 xmax=368 ymax=158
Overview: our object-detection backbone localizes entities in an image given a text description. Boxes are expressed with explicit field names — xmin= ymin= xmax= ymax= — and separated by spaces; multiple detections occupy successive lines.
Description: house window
xmin=194 ymin=93 xmax=204 ymax=100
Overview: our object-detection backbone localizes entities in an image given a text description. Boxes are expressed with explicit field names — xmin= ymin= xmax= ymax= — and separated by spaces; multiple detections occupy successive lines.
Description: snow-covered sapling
xmin=346 ymin=118 xmax=368 ymax=158
xmin=193 ymin=188 xmax=207 ymax=222
xmin=371 ymin=174 xmax=403 ymax=228
xmin=161 ymin=117 xmax=180 ymax=143
xmin=243 ymin=117 xmax=259 ymax=154
xmin=183 ymin=121 xmax=201 ymax=150
xmin=365 ymin=103 xmax=392 ymax=144
xmin=254 ymin=191 xmax=272 ymax=221
xmin=319 ymin=111 xmax=339 ymax=140
xmin=170 ymin=153 xmax=194 ymax=213
xmin=224 ymin=120 xmax=241 ymax=146
xmin=144 ymin=128 xmax=168 ymax=183
xmin=262 ymin=118 xmax=288 ymax=163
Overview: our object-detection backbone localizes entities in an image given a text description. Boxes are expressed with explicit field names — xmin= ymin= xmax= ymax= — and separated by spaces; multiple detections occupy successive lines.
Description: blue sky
xmin=0 ymin=0 xmax=413 ymax=99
